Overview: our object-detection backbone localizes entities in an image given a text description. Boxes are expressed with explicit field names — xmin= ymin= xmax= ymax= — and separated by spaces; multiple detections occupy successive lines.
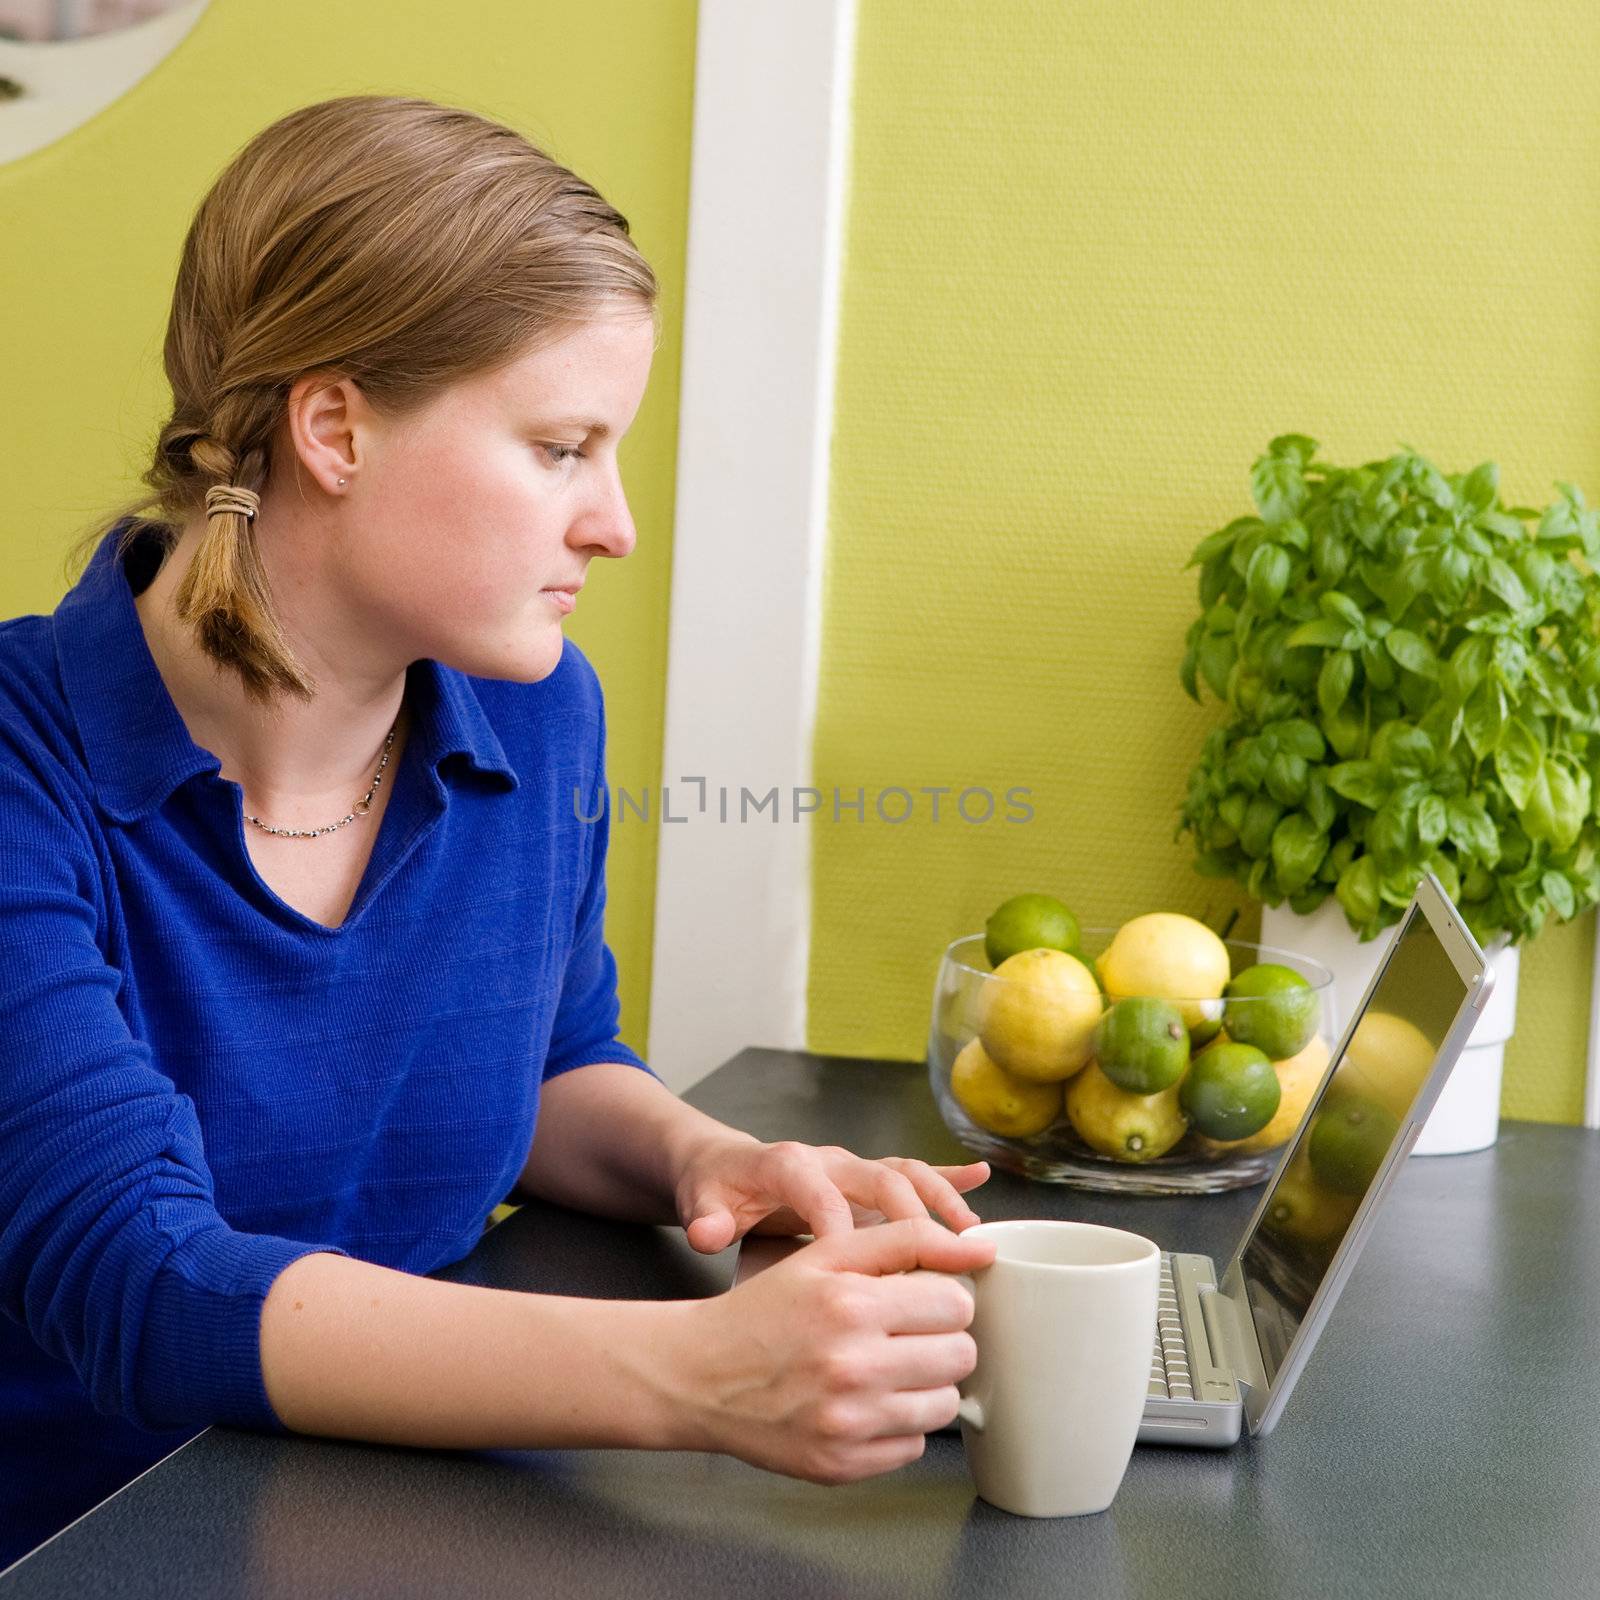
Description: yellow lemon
xmin=1333 ymin=1010 xmax=1435 ymax=1120
xmin=1099 ymin=912 xmax=1230 ymax=1034
xmin=1192 ymin=1034 xmax=1331 ymax=1158
xmin=949 ymin=1037 xmax=1063 ymax=1138
xmin=1261 ymin=1148 xmax=1359 ymax=1250
xmin=978 ymin=948 xmax=1102 ymax=1082
xmin=1065 ymin=1060 xmax=1189 ymax=1163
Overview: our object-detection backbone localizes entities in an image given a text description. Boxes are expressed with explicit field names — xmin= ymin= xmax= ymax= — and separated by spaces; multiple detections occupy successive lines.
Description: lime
xmin=1065 ymin=1060 xmax=1188 ymax=1163
xmin=984 ymin=893 xmax=1081 ymax=970
xmin=1223 ymin=963 xmax=1320 ymax=1060
xmin=1092 ymin=996 xmax=1190 ymax=1094
xmin=1193 ymin=1034 xmax=1330 ymax=1157
xmin=1179 ymin=1040 xmax=1281 ymax=1142
xmin=1307 ymin=1095 xmax=1399 ymax=1195
xmin=949 ymin=1037 xmax=1063 ymax=1138
xmin=1100 ymin=912 xmax=1230 ymax=1034
xmin=978 ymin=948 xmax=1102 ymax=1082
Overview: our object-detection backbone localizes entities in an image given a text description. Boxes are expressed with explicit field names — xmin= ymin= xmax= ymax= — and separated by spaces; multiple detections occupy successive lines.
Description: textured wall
xmin=810 ymin=0 xmax=1600 ymax=1125
xmin=0 ymin=0 xmax=696 ymax=1058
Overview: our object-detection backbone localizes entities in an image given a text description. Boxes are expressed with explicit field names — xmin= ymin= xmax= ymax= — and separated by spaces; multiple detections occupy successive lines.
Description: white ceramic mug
xmin=950 ymin=1219 xmax=1161 ymax=1518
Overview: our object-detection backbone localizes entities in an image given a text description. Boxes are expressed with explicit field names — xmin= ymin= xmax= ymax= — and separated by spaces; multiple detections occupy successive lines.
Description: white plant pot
xmin=1258 ymin=898 xmax=1517 ymax=1157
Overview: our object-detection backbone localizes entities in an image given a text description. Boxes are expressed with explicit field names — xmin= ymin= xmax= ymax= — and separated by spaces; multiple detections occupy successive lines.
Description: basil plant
xmin=1177 ymin=434 xmax=1600 ymax=947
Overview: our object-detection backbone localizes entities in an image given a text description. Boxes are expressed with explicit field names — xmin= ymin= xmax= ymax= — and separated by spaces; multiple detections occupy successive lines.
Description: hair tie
xmin=205 ymin=484 xmax=260 ymax=522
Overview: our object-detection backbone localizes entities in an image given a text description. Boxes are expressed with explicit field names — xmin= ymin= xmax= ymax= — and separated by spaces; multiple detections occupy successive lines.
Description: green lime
xmin=1223 ymin=963 xmax=1320 ymax=1060
xmin=984 ymin=893 xmax=1081 ymax=970
xmin=1179 ymin=1040 xmax=1281 ymax=1142
xmin=1307 ymin=1095 xmax=1399 ymax=1195
xmin=1092 ymin=996 xmax=1190 ymax=1094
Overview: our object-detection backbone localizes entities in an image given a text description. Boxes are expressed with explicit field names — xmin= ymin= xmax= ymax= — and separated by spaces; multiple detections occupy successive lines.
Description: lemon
xmin=978 ymin=948 xmax=1102 ymax=1083
xmin=1262 ymin=1149 xmax=1359 ymax=1250
xmin=1100 ymin=912 xmax=1230 ymax=1034
xmin=1065 ymin=1060 xmax=1188 ymax=1163
xmin=1192 ymin=1034 xmax=1330 ymax=1157
xmin=949 ymin=1037 xmax=1063 ymax=1138
xmin=984 ymin=893 xmax=1081 ymax=970
xmin=1334 ymin=1010 xmax=1435 ymax=1120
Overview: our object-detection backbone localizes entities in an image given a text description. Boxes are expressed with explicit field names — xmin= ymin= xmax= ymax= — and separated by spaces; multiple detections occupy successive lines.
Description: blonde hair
xmin=70 ymin=94 xmax=658 ymax=703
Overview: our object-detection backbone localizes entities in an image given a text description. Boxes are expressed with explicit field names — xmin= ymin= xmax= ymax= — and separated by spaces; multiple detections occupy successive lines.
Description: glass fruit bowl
xmin=928 ymin=926 xmax=1336 ymax=1195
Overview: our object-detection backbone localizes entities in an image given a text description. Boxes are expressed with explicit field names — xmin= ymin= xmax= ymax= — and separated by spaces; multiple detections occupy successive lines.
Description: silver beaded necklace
xmin=243 ymin=719 xmax=399 ymax=840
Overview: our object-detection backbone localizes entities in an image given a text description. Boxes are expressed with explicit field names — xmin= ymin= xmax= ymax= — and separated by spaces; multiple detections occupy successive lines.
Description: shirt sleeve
xmin=0 ymin=740 xmax=351 ymax=1436
xmin=541 ymin=685 xmax=658 ymax=1083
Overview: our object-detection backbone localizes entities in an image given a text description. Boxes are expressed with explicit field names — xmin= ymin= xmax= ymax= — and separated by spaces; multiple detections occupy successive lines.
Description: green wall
xmin=810 ymin=0 xmax=1600 ymax=1125
xmin=0 ymin=0 xmax=696 ymax=1060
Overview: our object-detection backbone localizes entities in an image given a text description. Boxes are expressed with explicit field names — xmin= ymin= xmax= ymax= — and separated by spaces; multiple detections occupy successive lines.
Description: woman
xmin=0 ymin=95 xmax=996 ymax=1567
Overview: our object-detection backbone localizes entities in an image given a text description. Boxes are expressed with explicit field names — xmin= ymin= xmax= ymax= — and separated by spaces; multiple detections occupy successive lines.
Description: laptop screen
xmin=1236 ymin=903 xmax=1472 ymax=1384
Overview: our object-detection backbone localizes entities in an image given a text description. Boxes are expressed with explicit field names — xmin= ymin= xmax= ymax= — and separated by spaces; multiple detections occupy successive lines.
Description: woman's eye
xmin=541 ymin=443 xmax=583 ymax=466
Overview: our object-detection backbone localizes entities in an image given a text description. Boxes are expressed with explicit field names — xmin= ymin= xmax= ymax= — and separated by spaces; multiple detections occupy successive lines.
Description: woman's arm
xmin=510 ymin=1061 xmax=757 ymax=1224
xmin=260 ymin=1219 xmax=995 ymax=1480
xmin=260 ymin=1250 xmax=697 ymax=1449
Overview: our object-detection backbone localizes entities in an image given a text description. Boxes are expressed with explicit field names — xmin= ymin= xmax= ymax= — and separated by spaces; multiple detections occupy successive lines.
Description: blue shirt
xmin=0 ymin=523 xmax=654 ymax=1570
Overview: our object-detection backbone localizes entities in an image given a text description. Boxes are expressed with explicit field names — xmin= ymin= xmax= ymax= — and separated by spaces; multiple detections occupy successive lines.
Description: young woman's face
xmin=328 ymin=301 xmax=656 ymax=684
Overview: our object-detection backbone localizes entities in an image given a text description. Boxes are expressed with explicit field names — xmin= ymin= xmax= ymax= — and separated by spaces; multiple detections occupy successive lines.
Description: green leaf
xmin=1336 ymin=855 xmax=1382 ymax=927
xmin=1371 ymin=721 xmax=1435 ymax=775
xmin=1480 ymin=509 xmax=1528 ymax=542
xmin=1495 ymin=717 xmax=1544 ymax=811
xmin=1306 ymin=770 xmax=1337 ymax=833
xmin=1444 ymin=634 xmax=1491 ymax=705
xmin=1459 ymin=461 xmax=1500 ymax=514
xmin=1197 ymin=634 xmax=1236 ymax=701
xmin=1482 ymin=557 xmax=1530 ymax=612
xmin=1247 ymin=543 xmax=1293 ymax=611
xmin=1321 ymin=701 xmax=1366 ymax=760
xmin=1287 ymin=618 xmax=1352 ymax=650
xmin=1186 ymin=519 xmax=1253 ymax=568
xmin=1362 ymin=639 xmax=1397 ymax=691
xmin=1417 ymin=793 xmax=1448 ymax=849
xmin=1267 ymin=433 xmax=1320 ymax=465
xmin=1320 ymin=591 xmax=1367 ymax=630
xmin=1312 ymin=525 xmax=1350 ymax=585
xmin=1385 ymin=628 xmax=1438 ymax=677
xmin=1239 ymin=794 xmax=1285 ymax=858
xmin=1463 ymin=680 xmax=1505 ymax=759
xmin=1446 ymin=797 xmax=1500 ymax=865
xmin=1543 ymin=870 xmax=1577 ymax=921
xmin=1271 ymin=812 xmax=1329 ymax=893
xmin=1252 ymin=454 xmax=1305 ymax=525
xmin=1317 ymin=650 xmax=1355 ymax=720
xmin=1430 ymin=544 xmax=1473 ymax=609
xmin=1327 ymin=760 xmax=1390 ymax=810
xmin=1266 ymin=750 xmax=1309 ymax=806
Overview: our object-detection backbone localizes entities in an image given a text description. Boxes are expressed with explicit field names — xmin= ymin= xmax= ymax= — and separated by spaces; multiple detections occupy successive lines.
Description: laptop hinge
xmin=1198 ymin=1274 xmax=1268 ymax=1405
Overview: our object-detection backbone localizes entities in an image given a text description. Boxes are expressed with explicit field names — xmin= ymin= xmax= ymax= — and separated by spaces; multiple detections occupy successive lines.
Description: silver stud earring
xmin=336 ymin=477 xmax=347 ymax=487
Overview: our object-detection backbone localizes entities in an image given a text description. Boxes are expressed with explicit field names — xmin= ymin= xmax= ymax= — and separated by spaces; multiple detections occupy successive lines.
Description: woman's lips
xmin=542 ymin=589 xmax=576 ymax=615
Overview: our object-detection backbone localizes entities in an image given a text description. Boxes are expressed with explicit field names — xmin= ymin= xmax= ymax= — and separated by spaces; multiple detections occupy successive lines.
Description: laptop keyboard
xmin=1148 ymin=1252 xmax=1193 ymax=1401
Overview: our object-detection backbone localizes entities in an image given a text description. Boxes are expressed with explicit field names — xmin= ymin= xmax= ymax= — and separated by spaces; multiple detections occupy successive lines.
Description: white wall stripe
xmin=646 ymin=0 xmax=858 ymax=1093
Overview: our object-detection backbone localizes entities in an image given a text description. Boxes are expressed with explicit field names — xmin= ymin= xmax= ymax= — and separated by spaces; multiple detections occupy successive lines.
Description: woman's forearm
xmin=511 ymin=1062 xmax=757 ymax=1224
xmin=260 ymin=1249 xmax=700 ymax=1450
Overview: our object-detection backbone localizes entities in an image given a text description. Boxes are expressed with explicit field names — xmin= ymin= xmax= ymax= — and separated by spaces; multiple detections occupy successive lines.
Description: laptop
xmin=731 ymin=871 xmax=1494 ymax=1449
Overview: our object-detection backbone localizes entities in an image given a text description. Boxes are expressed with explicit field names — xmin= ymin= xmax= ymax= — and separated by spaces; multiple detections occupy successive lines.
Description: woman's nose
xmin=579 ymin=465 xmax=637 ymax=559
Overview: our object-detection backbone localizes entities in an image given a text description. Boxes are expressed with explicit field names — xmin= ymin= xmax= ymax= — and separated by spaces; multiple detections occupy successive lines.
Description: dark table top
xmin=3 ymin=1047 xmax=1596 ymax=1599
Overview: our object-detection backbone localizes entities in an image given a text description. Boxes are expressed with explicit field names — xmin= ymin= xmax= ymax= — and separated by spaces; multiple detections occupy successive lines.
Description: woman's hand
xmin=661 ymin=1216 xmax=998 ymax=1484
xmin=673 ymin=1133 xmax=991 ymax=1253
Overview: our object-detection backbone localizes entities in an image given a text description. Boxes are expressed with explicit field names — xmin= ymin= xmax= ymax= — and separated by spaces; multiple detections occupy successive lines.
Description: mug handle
xmin=952 ymin=1271 xmax=985 ymax=1432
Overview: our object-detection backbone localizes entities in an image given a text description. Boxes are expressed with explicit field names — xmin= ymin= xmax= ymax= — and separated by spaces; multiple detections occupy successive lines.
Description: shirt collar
xmin=53 ymin=523 xmax=518 ymax=824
